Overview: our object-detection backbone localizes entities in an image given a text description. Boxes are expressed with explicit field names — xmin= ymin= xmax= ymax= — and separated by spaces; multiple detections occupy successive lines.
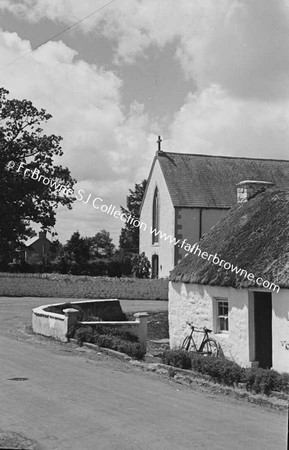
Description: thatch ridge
xmin=169 ymin=188 xmax=289 ymax=289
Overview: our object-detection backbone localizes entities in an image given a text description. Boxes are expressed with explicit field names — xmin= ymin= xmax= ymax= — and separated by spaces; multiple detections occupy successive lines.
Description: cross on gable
xmin=157 ymin=135 xmax=162 ymax=152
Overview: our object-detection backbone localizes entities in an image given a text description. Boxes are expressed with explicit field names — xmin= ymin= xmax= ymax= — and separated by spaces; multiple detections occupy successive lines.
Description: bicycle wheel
xmin=199 ymin=338 xmax=219 ymax=357
xmin=181 ymin=336 xmax=192 ymax=351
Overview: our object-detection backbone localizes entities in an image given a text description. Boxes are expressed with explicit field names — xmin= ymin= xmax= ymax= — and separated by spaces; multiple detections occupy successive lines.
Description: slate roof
xmin=24 ymin=236 xmax=40 ymax=248
xmin=170 ymin=188 xmax=289 ymax=289
xmin=157 ymin=152 xmax=289 ymax=208
xmin=24 ymin=234 xmax=51 ymax=248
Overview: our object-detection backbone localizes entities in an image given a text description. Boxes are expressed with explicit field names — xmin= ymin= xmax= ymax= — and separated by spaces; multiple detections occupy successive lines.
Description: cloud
xmin=55 ymin=178 xmax=131 ymax=243
xmin=167 ymin=85 xmax=289 ymax=159
xmin=0 ymin=28 xmax=153 ymax=242
xmin=175 ymin=0 xmax=289 ymax=101
xmin=2 ymin=0 xmax=289 ymax=101
xmin=2 ymin=1 xmax=289 ymax=240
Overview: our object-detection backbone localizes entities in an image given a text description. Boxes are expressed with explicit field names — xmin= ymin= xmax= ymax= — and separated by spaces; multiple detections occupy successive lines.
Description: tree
xmin=119 ymin=179 xmax=147 ymax=254
xmin=58 ymin=231 xmax=90 ymax=274
xmin=131 ymin=252 xmax=151 ymax=278
xmin=86 ymin=229 xmax=115 ymax=259
xmin=55 ymin=230 xmax=115 ymax=275
xmin=0 ymin=88 xmax=75 ymax=267
xmin=49 ymin=239 xmax=63 ymax=260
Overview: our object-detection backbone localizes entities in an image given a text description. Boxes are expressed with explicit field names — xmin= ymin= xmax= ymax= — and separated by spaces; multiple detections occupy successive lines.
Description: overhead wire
xmin=0 ymin=0 xmax=115 ymax=71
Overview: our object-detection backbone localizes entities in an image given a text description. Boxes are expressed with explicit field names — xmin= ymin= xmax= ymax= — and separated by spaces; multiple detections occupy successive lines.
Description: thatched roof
xmin=170 ymin=188 xmax=289 ymax=289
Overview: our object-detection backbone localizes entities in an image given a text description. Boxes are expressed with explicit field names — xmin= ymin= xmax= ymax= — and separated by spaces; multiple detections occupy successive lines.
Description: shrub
xmin=111 ymin=251 xmax=133 ymax=277
xmin=161 ymin=348 xmax=289 ymax=395
xmin=73 ymin=325 xmax=145 ymax=359
xmin=242 ymin=368 xmax=289 ymax=395
xmin=107 ymin=259 xmax=122 ymax=277
xmin=87 ymin=259 xmax=109 ymax=276
xmin=116 ymin=341 xmax=146 ymax=360
xmin=161 ymin=349 xmax=243 ymax=386
xmin=75 ymin=325 xmax=95 ymax=344
xmin=190 ymin=354 xmax=244 ymax=386
xmin=92 ymin=334 xmax=145 ymax=360
xmin=275 ymin=372 xmax=289 ymax=393
xmin=131 ymin=252 xmax=151 ymax=279
xmin=161 ymin=349 xmax=192 ymax=370
xmin=93 ymin=325 xmax=139 ymax=342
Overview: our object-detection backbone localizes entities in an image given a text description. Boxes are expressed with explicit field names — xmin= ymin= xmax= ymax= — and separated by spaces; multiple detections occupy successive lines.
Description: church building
xmin=139 ymin=139 xmax=289 ymax=278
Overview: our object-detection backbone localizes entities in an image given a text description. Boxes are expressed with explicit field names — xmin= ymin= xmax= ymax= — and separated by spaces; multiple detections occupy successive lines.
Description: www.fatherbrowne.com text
xmin=8 ymin=160 xmax=279 ymax=292
xmin=150 ymin=227 xmax=280 ymax=293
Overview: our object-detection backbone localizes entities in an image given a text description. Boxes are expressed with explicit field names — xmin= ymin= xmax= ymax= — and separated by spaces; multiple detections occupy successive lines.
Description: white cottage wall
xmin=169 ymin=282 xmax=251 ymax=367
xmin=272 ymin=289 xmax=289 ymax=372
xmin=140 ymin=159 xmax=175 ymax=278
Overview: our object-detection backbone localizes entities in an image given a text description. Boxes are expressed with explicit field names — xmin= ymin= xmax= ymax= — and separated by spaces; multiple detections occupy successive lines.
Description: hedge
xmin=74 ymin=325 xmax=146 ymax=360
xmin=0 ymin=272 xmax=168 ymax=300
xmin=161 ymin=349 xmax=289 ymax=395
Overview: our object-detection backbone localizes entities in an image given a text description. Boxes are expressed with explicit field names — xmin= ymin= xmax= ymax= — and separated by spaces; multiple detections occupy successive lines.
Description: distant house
xmin=24 ymin=231 xmax=54 ymax=265
xmin=140 ymin=149 xmax=289 ymax=278
xmin=169 ymin=182 xmax=289 ymax=372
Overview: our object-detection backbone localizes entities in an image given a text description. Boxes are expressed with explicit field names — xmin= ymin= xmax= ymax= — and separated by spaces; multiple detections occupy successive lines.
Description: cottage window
xmin=152 ymin=187 xmax=160 ymax=244
xmin=215 ymin=298 xmax=229 ymax=333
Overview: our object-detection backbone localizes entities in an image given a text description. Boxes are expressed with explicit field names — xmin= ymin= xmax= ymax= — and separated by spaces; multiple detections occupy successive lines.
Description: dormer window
xmin=152 ymin=187 xmax=159 ymax=244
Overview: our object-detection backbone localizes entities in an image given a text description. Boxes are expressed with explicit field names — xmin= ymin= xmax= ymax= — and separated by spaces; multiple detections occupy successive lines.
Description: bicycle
xmin=182 ymin=322 xmax=220 ymax=356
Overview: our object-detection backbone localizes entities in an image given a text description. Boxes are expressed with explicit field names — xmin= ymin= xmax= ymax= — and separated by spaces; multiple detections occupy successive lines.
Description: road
xmin=0 ymin=297 xmax=287 ymax=450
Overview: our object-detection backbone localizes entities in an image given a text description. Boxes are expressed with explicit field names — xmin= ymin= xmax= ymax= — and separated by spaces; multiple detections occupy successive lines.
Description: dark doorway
xmin=254 ymin=292 xmax=272 ymax=369
xmin=151 ymin=254 xmax=159 ymax=279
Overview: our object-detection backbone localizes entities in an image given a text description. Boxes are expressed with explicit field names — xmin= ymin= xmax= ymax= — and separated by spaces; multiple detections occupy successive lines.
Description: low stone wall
xmin=0 ymin=273 xmax=168 ymax=300
xmin=32 ymin=299 xmax=149 ymax=346
xmin=80 ymin=312 xmax=149 ymax=346
xmin=44 ymin=299 xmax=126 ymax=321
xmin=32 ymin=305 xmax=68 ymax=342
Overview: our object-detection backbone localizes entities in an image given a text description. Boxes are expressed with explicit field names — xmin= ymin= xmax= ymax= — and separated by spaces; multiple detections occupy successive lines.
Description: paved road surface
xmin=0 ymin=297 xmax=286 ymax=450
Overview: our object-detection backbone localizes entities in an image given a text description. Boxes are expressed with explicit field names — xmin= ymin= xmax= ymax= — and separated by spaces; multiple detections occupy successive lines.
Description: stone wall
xmin=81 ymin=312 xmax=149 ymax=346
xmin=32 ymin=300 xmax=149 ymax=346
xmin=32 ymin=306 xmax=68 ymax=342
xmin=0 ymin=273 xmax=168 ymax=300
xmin=45 ymin=299 xmax=126 ymax=321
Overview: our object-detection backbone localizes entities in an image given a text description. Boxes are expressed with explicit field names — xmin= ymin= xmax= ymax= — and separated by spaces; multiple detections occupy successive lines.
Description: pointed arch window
xmin=152 ymin=187 xmax=160 ymax=244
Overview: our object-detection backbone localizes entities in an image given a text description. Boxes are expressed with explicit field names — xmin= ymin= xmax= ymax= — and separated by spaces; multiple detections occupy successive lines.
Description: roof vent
xmin=236 ymin=180 xmax=274 ymax=203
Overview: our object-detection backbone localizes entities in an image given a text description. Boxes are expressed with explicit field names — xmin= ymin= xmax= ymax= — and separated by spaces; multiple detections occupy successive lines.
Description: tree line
xmin=0 ymin=87 xmax=151 ymax=278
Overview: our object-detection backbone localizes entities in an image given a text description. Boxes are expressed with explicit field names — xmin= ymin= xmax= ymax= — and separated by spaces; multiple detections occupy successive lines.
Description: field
xmin=0 ymin=273 xmax=168 ymax=300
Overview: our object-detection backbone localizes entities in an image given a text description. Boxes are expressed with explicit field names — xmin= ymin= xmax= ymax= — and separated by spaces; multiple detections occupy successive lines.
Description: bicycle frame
xmin=185 ymin=324 xmax=210 ymax=353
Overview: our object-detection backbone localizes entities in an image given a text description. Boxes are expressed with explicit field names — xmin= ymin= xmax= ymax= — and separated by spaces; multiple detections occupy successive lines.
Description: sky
xmin=1 ymin=0 xmax=289 ymax=245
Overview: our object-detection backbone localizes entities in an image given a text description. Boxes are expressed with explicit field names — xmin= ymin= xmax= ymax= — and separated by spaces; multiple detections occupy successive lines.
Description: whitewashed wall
xmin=169 ymin=282 xmax=289 ymax=372
xmin=140 ymin=159 xmax=175 ymax=278
xmin=272 ymin=289 xmax=289 ymax=372
xmin=169 ymin=282 xmax=251 ymax=367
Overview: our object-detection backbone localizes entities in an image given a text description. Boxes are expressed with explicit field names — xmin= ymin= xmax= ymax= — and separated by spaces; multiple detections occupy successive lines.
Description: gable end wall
xmin=140 ymin=159 xmax=175 ymax=278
